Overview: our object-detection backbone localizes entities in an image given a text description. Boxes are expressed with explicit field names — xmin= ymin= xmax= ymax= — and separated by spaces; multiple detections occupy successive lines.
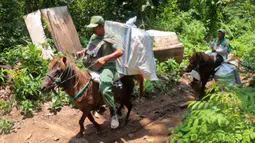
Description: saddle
xmin=88 ymin=70 xmax=124 ymax=88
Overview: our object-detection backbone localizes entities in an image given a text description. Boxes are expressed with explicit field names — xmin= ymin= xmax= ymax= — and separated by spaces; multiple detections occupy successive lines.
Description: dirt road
xmin=0 ymin=77 xmax=197 ymax=143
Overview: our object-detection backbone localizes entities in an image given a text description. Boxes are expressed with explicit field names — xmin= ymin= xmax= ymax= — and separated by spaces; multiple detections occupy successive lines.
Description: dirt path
xmin=0 ymin=77 xmax=197 ymax=143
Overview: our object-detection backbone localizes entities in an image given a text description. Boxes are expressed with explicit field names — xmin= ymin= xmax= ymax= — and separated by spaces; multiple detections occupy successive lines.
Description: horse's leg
xmin=76 ymin=111 xmax=88 ymax=138
xmin=124 ymin=100 xmax=133 ymax=124
xmin=120 ymin=76 xmax=134 ymax=124
xmin=200 ymin=82 xmax=206 ymax=98
xmin=200 ymin=74 xmax=210 ymax=99
xmin=135 ymin=74 xmax=144 ymax=99
xmin=116 ymin=104 xmax=124 ymax=116
xmin=87 ymin=112 xmax=101 ymax=135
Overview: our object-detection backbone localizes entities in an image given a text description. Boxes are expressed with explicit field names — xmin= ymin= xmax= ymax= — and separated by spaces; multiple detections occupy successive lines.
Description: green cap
xmin=86 ymin=16 xmax=104 ymax=28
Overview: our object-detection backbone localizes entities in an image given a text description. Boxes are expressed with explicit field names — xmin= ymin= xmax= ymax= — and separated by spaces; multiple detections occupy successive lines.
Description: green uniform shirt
xmin=88 ymin=34 xmax=119 ymax=71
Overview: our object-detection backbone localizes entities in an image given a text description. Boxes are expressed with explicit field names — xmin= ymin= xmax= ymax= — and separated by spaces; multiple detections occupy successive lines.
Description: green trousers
xmin=99 ymin=68 xmax=115 ymax=108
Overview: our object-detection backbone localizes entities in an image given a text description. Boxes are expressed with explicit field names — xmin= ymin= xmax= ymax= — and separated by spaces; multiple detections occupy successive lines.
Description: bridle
xmin=46 ymin=66 xmax=76 ymax=89
xmin=45 ymin=64 xmax=92 ymax=101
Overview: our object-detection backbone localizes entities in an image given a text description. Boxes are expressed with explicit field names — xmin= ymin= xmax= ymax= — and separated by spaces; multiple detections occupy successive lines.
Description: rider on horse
xmin=209 ymin=29 xmax=230 ymax=76
xmin=77 ymin=16 xmax=123 ymax=129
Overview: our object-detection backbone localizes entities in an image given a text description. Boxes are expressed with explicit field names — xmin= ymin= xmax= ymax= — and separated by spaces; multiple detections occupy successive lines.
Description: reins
xmin=47 ymin=65 xmax=92 ymax=101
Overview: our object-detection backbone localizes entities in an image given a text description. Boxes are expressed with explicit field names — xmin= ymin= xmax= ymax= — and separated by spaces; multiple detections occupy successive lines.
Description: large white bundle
xmin=105 ymin=21 xmax=158 ymax=80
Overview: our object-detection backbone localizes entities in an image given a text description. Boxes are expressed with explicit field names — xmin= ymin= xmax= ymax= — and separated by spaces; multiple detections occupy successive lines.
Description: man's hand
xmin=95 ymin=57 xmax=107 ymax=66
xmin=76 ymin=50 xmax=84 ymax=57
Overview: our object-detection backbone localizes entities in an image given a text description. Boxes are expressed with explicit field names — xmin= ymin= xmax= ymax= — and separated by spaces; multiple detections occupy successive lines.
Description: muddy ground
xmin=0 ymin=76 xmax=198 ymax=143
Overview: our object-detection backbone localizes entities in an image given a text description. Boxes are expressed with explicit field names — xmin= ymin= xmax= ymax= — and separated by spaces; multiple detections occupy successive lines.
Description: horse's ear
xmin=193 ymin=48 xmax=196 ymax=53
xmin=62 ymin=56 xmax=67 ymax=64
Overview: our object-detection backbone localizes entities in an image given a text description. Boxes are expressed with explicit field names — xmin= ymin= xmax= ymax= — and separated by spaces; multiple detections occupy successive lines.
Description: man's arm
xmin=216 ymin=45 xmax=228 ymax=55
xmin=96 ymin=47 xmax=123 ymax=65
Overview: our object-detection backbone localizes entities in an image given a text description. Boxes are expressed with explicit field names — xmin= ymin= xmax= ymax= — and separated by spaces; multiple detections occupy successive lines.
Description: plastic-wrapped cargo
xmin=214 ymin=63 xmax=241 ymax=84
xmin=104 ymin=20 xmax=158 ymax=80
xmin=204 ymin=51 xmax=241 ymax=84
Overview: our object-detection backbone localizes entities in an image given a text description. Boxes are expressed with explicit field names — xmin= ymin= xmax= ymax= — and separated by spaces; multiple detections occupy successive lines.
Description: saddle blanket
xmin=89 ymin=70 xmax=124 ymax=88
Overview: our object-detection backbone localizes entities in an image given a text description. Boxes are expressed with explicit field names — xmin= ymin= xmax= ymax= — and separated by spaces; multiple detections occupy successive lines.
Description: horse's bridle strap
xmin=70 ymin=77 xmax=92 ymax=101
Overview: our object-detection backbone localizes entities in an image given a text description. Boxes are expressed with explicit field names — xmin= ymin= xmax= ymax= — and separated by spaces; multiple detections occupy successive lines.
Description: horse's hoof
xmin=76 ymin=132 xmax=84 ymax=138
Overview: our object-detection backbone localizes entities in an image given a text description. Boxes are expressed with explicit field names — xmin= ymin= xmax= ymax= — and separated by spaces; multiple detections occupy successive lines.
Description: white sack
xmin=105 ymin=21 xmax=158 ymax=80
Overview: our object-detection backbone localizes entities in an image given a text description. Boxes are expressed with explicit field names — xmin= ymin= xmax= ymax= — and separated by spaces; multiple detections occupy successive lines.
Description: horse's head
xmin=40 ymin=56 xmax=73 ymax=91
xmin=185 ymin=49 xmax=201 ymax=72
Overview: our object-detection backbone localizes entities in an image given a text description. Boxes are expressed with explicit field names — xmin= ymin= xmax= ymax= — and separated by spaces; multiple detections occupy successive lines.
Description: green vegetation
xmin=0 ymin=42 xmax=70 ymax=116
xmin=48 ymin=90 xmax=72 ymax=113
xmin=0 ymin=116 xmax=14 ymax=134
xmin=0 ymin=100 xmax=11 ymax=115
xmin=0 ymin=69 xmax=9 ymax=84
xmin=139 ymin=58 xmax=185 ymax=96
xmin=170 ymin=82 xmax=255 ymax=143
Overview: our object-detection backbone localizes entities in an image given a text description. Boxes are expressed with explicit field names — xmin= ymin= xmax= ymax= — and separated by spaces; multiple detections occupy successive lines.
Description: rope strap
xmin=70 ymin=77 xmax=92 ymax=101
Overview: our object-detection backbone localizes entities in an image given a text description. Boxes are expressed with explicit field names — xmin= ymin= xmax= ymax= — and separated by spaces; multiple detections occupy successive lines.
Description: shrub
xmin=141 ymin=58 xmax=187 ymax=95
xmin=0 ymin=100 xmax=11 ymax=115
xmin=0 ymin=117 xmax=13 ymax=134
xmin=48 ymin=90 xmax=71 ymax=113
xmin=2 ymin=43 xmax=48 ymax=112
xmin=20 ymin=100 xmax=34 ymax=116
xmin=0 ymin=69 xmax=10 ymax=84
xmin=170 ymin=82 xmax=255 ymax=143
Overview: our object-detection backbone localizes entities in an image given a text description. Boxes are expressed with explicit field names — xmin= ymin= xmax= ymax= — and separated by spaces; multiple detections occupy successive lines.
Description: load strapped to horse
xmin=41 ymin=17 xmax=158 ymax=137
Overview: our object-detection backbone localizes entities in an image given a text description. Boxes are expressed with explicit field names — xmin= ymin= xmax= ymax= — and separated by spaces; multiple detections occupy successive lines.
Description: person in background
xmin=209 ymin=29 xmax=229 ymax=75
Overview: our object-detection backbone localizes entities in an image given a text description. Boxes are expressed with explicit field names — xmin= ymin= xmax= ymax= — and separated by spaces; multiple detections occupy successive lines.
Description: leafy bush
xmin=156 ymin=58 xmax=185 ymax=82
xmin=9 ymin=44 xmax=48 ymax=102
xmin=0 ymin=69 xmax=10 ymax=84
xmin=141 ymin=58 xmax=187 ymax=95
xmin=0 ymin=100 xmax=11 ymax=115
xmin=1 ymin=43 xmax=48 ymax=112
xmin=142 ymin=79 xmax=169 ymax=95
xmin=0 ymin=0 xmax=28 ymax=50
xmin=20 ymin=100 xmax=34 ymax=116
xmin=0 ymin=46 xmax=23 ymax=65
xmin=240 ymin=46 xmax=255 ymax=74
xmin=48 ymin=90 xmax=71 ymax=113
xmin=0 ymin=117 xmax=13 ymax=134
xmin=170 ymin=82 xmax=255 ymax=143
xmin=180 ymin=18 xmax=210 ymax=55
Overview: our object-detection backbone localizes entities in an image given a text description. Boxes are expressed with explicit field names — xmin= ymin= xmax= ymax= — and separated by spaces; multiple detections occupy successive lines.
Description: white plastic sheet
xmin=214 ymin=63 xmax=240 ymax=84
xmin=105 ymin=20 xmax=158 ymax=80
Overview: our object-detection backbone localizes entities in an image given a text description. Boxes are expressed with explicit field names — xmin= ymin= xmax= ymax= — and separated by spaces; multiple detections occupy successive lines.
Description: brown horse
xmin=185 ymin=49 xmax=215 ymax=97
xmin=40 ymin=56 xmax=143 ymax=137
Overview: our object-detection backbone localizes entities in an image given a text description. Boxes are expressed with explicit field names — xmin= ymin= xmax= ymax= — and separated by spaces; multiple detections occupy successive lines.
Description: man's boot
xmin=110 ymin=107 xmax=119 ymax=129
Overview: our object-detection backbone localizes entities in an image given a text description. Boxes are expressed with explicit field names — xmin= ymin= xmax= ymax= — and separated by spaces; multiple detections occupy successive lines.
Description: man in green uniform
xmin=77 ymin=16 xmax=123 ymax=129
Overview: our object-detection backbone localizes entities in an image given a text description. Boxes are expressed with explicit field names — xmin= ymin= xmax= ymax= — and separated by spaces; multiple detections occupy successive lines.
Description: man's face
xmin=92 ymin=24 xmax=105 ymax=35
xmin=218 ymin=32 xmax=224 ymax=39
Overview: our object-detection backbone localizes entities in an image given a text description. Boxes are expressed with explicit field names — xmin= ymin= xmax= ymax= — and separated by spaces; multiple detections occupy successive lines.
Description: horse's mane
xmin=196 ymin=52 xmax=214 ymax=64
xmin=49 ymin=56 xmax=91 ymax=79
